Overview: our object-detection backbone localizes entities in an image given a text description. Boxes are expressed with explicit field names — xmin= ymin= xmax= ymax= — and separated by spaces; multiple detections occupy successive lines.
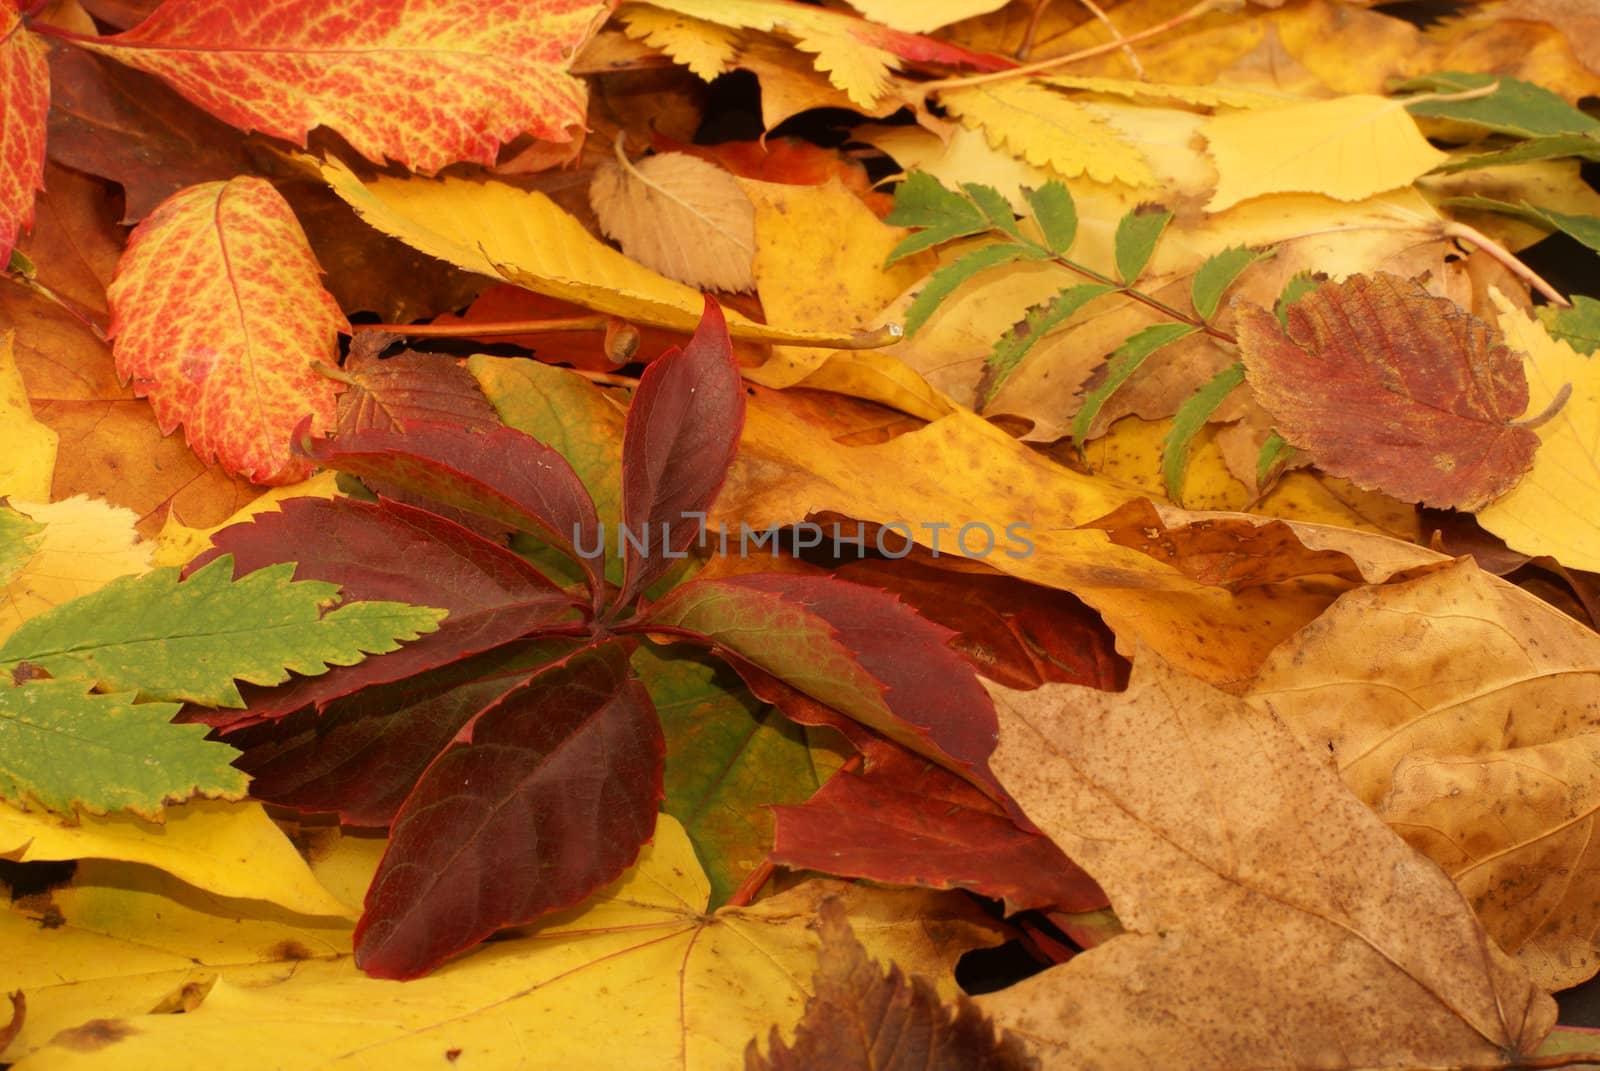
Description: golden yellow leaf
xmin=0 ymin=497 xmax=150 ymax=643
xmin=938 ymin=80 xmax=1156 ymax=186
xmin=740 ymin=37 xmax=906 ymax=131
xmin=590 ymin=149 xmax=756 ymax=292
xmin=1203 ymin=95 xmax=1448 ymax=211
xmin=1038 ymin=73 xmax=1290 ymax=109
xmin=1247 ymin=560 xmax=1600 ymax=989
xmin=618 ymin=3 xmax=739 ymax=80
xmin=0 ymin=799 xmax=352 ymax=919
xmin=979 ymin=650 xmax=1556 ymax=1068
xmin=0 ymin=330 xmax=56 ymax=501
xmin=840 ymin=0 xmax=1007 ymax=34
xmin=6 ymin=815 xmax=999 ymax=1070
xmin=1476 ymin=292 xmax=1600 ymax=571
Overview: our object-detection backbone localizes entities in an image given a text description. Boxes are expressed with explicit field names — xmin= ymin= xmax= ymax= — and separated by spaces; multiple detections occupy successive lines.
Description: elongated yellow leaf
xmin=0 ymin=330 xmax=55 ymax=501
xmin=939 ymin=80 xmax=1155 ymax=187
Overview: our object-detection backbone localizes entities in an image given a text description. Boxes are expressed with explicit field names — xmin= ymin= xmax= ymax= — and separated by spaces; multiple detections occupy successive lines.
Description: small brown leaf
xmin=1237 ymin=272 xmax=1537 ymax=510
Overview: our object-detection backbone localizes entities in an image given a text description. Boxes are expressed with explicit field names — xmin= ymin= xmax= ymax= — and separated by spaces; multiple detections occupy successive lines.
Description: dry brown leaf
xmin=980 ymin=649 xmax=1556 ymax=1069
xmin=589 ymin=146 xmax=756 ymax=292
xmin=1246 ymin=559 xmax=1600 ymax=989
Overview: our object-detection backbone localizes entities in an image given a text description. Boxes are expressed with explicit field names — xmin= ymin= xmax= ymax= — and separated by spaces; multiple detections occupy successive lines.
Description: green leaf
xmin=637 ymin=643 xmax=841 ymax=907
xmin=961 ymin=182 xmax=1023 ymax=240
xmin=0 ymin=555 xmax=448 ymax=708
xmin=0 ymin=504 xmax=42 ymax=589
xmin=903 ymin=243 xmax=1050 ymax=337
xmin=1446 ymin=195 xmax=1600 ymax=253
xmin=1072 ymin=323 xmax=1199 ymax=444
xmin=1275 ymin=273 xmax=1322 ymax=328
xmin=1437 ymin=134 xmax=1600 ymax=172
xmin=1256 ymin=430 xmax=1297 ymax=488
xmin=1163 ymin=362 xmax=1246 ymax=503
xmin=980 ymin=283 xmax=1116 ymax=405
xmin=0 ymin=679 xmax=247 ymax=818
xmin=1537 ymin=295 xmax=1600 ymax=355
xmin=884 ymin=172 xmax=990 ymax=263
xmin=1024 ymin=181 xmax=1078 ymax=253
xmin=1399 ymin=72 xmax=1600 ymax=138
xmin=1114 ymin=206 xmax=1172 ymax=284
xmin=1190 ymin=247 xmax=1263 ymax=321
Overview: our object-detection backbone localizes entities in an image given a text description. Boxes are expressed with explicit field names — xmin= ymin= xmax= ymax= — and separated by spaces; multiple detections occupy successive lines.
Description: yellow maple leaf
xmin=0 ymin=330 xmax=56 ymax=501
xmin=1476 ymin=292 xmax=1600 ymax=571
xmin=0 ymin=496 xmax=150 ymax=643
xmin=938 ymin=80 xmax=1156 ymax=186
xmin=1203 ymin=94 xmax=1449 ymax=211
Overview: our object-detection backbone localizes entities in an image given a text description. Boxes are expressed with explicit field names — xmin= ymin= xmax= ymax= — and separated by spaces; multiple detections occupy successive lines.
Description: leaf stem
xmin=1043 ymin=247 xmax=1237 ymax=345
xmin=1440 ymin=220 xmax=1571 ymax=307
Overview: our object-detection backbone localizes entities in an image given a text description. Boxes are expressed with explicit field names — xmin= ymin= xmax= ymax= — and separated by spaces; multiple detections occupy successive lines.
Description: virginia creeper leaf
xmin=106 ymin=177 xmax=349 ymax=484
xmin=636 ymin=574 xmax=1004 ymax=799
xmin=0 ymin=554 xmax=446 ymax=708
xmin=1189 ymin=247 xmax=1261 ymax=322
xmin=354 ymin=641 xmax=663 ymax=979
xmin=1237 ymin=273 xmax=1538 ymax=509
xmin=980 ymin=283 xmax=1114 ymax=406
xmin=617 ymin=296 xmax=744 ymax=606
xmin=0 ymin=7 xmax=48 ymax=264
xmin=884 ymin=172 xmax=989 ymax=263
xmin=1072 ymin=323 xmax=1199 ymax=444
xmin=904 ymin=243 xmax=1049 ymax=338
xmin=0 ymin=679 xmax=246 ymax=819
xmin=1163 ymin=362 xmax=1246 ymax=503
xmin=299 ymin=419 xmax=603 ymax=592
xmin=78 ymin=0 xmax=607 ymax=173
xmin=1112 ymin=205 xmax=1171 ymax=284
xmin=188 ymin=496 xmax=581 ymax=725
xmin=1023 ymin=180 xmax=1077 ymax=255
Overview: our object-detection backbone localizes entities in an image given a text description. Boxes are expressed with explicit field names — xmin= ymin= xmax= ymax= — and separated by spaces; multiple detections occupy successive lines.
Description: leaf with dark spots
xmin=636 ymin=573 xmax=1004 ymax=801
xmin=229 ymin=639 xmax=580 ymax=827
xmin=354 ymin=642 xmax=664 ymax=979
xmin=181 ymin=496 xmax=582 ymax=727
xmin=298 ymin=420 xmax=602 ymax=591
xmin=617 ymin=296 xmax=745 ymax=605
xmin=1237 ymin=273 xmax=1538 ymax=510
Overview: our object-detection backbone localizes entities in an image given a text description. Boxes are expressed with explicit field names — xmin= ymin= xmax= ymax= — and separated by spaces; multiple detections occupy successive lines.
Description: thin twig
xmin=1073 ymin=0 xmax=1145 ymax=78
xmin=1442 ymin=220 xmax=1571 ymax=307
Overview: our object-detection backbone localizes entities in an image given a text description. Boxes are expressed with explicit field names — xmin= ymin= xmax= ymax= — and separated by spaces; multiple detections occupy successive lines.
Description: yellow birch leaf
xmin=590 ymin=150 xmax=757 ymax=292
xmin=0 ymin=330 xmax=56 ymax=501
xmin=1476 ymin=291 xmax=1600 ymax=571
xmin=0 ymin=799 xmax=352 ymax=919
xmin=150 ymin=471 xmax=342 ymax=569
xmin=618 ymin=3 xmax=740 ymax=81
xmin=0 ymin=497 xmax=149 ymax=643
xmin=5 ymin=815 xmax=999 ymax=1070
xmin=938 ymin=80 xmax=1156 ymax=187
xmin=321 ymin=159 xmax=865 ymax=346
xmin=1203 ymin=94 xmax=1449 ymax=211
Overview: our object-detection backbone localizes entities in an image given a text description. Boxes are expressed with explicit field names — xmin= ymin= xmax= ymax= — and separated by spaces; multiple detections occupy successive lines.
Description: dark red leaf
xmin=617 ymin=296 xmax=745 ymax=604
xmin=229 ymin=639 xmax=580 ymax=826
xmin=298 ymin=419 xmax=602 ymax=593
xmin=636 ymin=574 xmax=1004 ymax=800
xmin=181 ymin=496 xmax=582 ymax=727
xmin=353 ymin=641 xmax=663 ymax=979
xmin=745 ymin=898 xmax=1033 ymax=1071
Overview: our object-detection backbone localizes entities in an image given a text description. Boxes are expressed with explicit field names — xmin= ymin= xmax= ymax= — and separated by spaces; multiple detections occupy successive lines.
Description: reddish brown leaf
xmin=1237 ymin=273 xmax=1538 ymax=510
xmin=336 ymin=340 xmax=500 ymax=437
xmin=637 ymin=574 xmax=1004 ymax=800
xmin=78 ymin=0 xmax=609 ymax=173
xmin=1 ymin=7 xmax=50 ymax=263
xmin=354 ymin=642 xmax=663 ymax=979
xmin=299 ymin=420 xmax=602 ymax=592
xmin=618 ymin=295 xmax=745 ymax=603
xmin=746 ymin=898 xmax=1033 ymax=1071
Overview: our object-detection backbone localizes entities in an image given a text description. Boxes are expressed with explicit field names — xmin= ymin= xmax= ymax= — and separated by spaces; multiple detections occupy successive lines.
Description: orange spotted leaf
xmin=107 ymin=176 xmax=348 ymax=485
xmin=0 ymin=6 xmax=49 ymax=262
xmin=78 ymin=0 xmax=608 ymax=173
xmin=1237 ymin=273 xmax=1537 ymax=511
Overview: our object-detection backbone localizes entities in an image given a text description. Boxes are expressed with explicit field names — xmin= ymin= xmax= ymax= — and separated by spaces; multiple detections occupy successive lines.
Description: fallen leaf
xmin=938 ymin=81 xmax=1155 ymax=186
xmin=0 ymin=331 xmax=57 ymax=501
xmin=980 ymin=649 xmax=1556 ymax=1068
xmin=1497 ymin=0 xmax=1600 ymax=75
xmin=0 ymin=7 xmax=49 ymax=263
xmin=0 ymin=497 xmax=150 ymax=644
xmin=1237 ymin=272 xmax=1537 ymax=510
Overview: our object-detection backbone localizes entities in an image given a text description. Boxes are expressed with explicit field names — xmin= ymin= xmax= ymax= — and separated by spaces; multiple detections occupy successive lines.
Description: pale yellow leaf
xmin=0 ymin=330 xmax=56 ymax=501
xmin=842 ymin=0 xmax=1007 ymax=33
xmin=1039 ymin=73 xmax=1292 ymax=109
xmin=1477 ymin=291 xmax=1600 ymax=571
xmin=1204 ymin=94 xmax=1449 ymax=211
xmin=0 ymin=497 xmax=150 ymax=643
xmin=939 ymin=80 xmax=1156 ymax=186
xmin=590 ymin=150 xmax=756 ymax=292
xmin=0 ymin=798 xmax=353 ymax=919
xmin=618 ymin=3 xmax=739 ymax=80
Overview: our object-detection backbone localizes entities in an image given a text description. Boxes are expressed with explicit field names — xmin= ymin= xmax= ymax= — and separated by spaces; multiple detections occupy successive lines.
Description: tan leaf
xmin=980 ymin=650 xmax=1556 ymax=1069
xmin=590 ymin=148 xmax=756 ymax=292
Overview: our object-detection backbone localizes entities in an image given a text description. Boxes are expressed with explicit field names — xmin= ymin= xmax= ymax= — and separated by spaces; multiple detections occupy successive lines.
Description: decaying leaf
xmin=0 ymin=7 xmax=49 ymax=264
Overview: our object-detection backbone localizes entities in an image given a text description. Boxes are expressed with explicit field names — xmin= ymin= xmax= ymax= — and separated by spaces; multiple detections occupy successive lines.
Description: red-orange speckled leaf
xmin=0 ymin=6 xmax=49 ymax=262
xmin=77 ymin=0 xmax=609 ymax=174
xmin=107 ymin=176 xmax=348 ymax=485
xmin=1237 ymin=273 xmax=1538 ymax=511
